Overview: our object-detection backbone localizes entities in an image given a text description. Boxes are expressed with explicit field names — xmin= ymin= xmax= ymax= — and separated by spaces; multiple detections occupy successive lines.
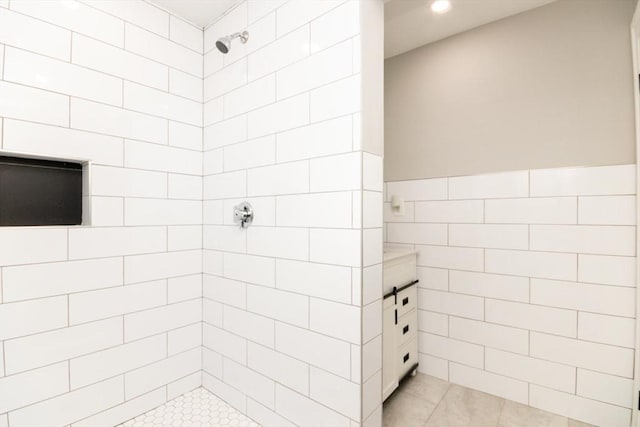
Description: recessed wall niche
xmin=0 ymin=153 xmax=86 ymax=226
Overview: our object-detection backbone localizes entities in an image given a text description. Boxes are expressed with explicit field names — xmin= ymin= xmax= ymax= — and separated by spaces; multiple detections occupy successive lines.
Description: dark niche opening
xmin=0 ymin=155 xmax=83 ymax=226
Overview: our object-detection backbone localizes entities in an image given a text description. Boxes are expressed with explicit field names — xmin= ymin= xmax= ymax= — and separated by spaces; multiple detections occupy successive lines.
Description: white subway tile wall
xmin=384 ymin=164 xmax=637 ymax=427
xmin=0 ymin=1 xmax=203 ymax=426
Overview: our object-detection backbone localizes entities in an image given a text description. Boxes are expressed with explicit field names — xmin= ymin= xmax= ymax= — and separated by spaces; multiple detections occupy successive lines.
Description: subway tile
xmin=530 ymin=225 xmax=635 ymax=256
xmin=276 ymin=322 xmax=351 ymax=378
xmin=418 ymin=289 xmax=484 ymax=320
xmin=224 ymin=136 xmax=276 ymax=171
xmin=530 ymin=384 xmax=631 ymax=427
xmin=223 ymin=358 xmax=275 ymax=409
xmin=125 ymin=348 xmax=201 ymax=399
xmin=486 ymin=299 xmax=576 ymax=337
xmin=277 ymin=39 xmax=352 ymax=99
xmin=8 ymin=377 xmax=124 ymax=427
xmin=531 ymin=278 xmax=635 ymax=317
xmin=578 ymin=195 xmax=635 ymax=225
xmin=68 ymin=226 xmax=166 ymax=260
xmin=5 ymin=47 xmax=122 ymax=106
xmin=224 ymin=252 xmax=275 ymax=287
xmin=124 ymin=82 xmax=201 ymax=127
xmin=168 ymin=225 xmax=202 ymax=251
xmin=248 ymin=26 xmax=309 ymax=80
xmin=449 ymin=224 xmax=528 ymax=250
xmin=88 ymin=0 xmax=169 ymax=37
xmin=248 ymin=342 xmax=309 ymax=395
xmin=169 ymin=16 xmax=202 ymax=52
xmin=248 ymin=93 xmax=310 ymax=138
xmin=202 ymin=347 xmax=223 ymax=377
xmin=248 ymin=0 xmax=286 ymax=24
xmin=384 ymin=201 xmax=415 ymax=223
xmin=386 ymin=178 xmax=447 ymax=202
xmin=386 ymin=223 xmax=448 ymax=245
xmin=449 ymin=316 xmax=528 ymax=355
xmin=71 ymin=98 xmax=167 ymax=145
xmin=204 ymin=97 xmax=224 ymax=126
xmin=204 ymin=48 xmax=223 ymax=77
xmin=223 ymin=305 xmax=275 ymax=348
xmin=0 ymin=8 xmax=70 ymax=60
xmin=276 ymin=192 xmax=353 ymax=228
xmin=204 ymin=115 xmax=247 ymax=150
xmin=0 ymin=361 xmax=68 ymax=414
xmin=90 ymin=197 xmax=124 ymax=226
xmin=203 ymin=324 xmax=247 ymax=365
xmin=204 ymin=58 xmax=247 ymax=101
xmin=72 ymin=388 xmax=166 ymax=427
xmin=248 ymin=284 xmax=309 ymax=327
xmin=169 ymin=174 xmax=202 ymax=200
xmin=578 ymin=312 xmax=634 ymax=348
xmin=310 ymin=152 xmax=361 ymax=192
xmin=310 ymin=228 xmax=361 ymax=267
xmin=72 ymin=34 xmax=167 ymax=90
xmin=449 ymin=363 xmax=528 ymax=404
xmin=414 ymin=200 xmax=483 ymax=223
xmin=124 ymin=250 xmax=201 ymax=284
xmin=0 ymin=296 xmax=67 ymax=340
xmin=485 ymin=197 xmax=577 ymax=224
xmin=167 ymin=372 xmax=200 ymax=400
xmin=417 ymin=310 xmax=448 ymax=336
xmin=204 ymin=170 xmax=247 ymax=199
xmin=168 ymin=323 xmax=202 ymax=355
xmin=277 ymin=116 xmax=353 ymax=163
xmin=449 ymin=171 xmax=529 ymax=200
xmin=578 ymin=254 xmax=635 ymax=287
xmin=245 ymin=11 xmax=276 ymax=55
xmin=247 ymin=399 xmax=297 ymax=427
xmin=124 ymin=198 xmax=202 ymax=226
xmin=530 ymin=164 xmax=636 ymax=196
xmin=248 ymin=161 xmax=309 ymax=196
xmin=169 ymin=68 xmax=202 ymax=102
xmin=310 ymin=367 xmax=360 ymax=420
xmin=70 ymin=334 xmax=166 ymax=390
xmin=204 ymin=149 xmax=223 ymax=175
xmin=276 ymin=0 xmax=343 ymax=37
xmin=276 ymin=384 xmax=350 ymax=427
xmin=203 ymin=250 xmax=224 ymax=276
xmin=91 ymin=166 xmax=167 ymax=198
xmin=203 ymin=225 xmax=246 ymax=253
xmin=530 ymin=332 xmax=633 ymax=378
xmin=416 ymin=245 xmax=484 ymax=272
xmin=2 ymin=257 xmax=122 ymax=302
xmin=485 ymin=348 xmax=576 ymax=393
xmin=485 ymin=249 xmax=577 ymax=281
xmin=363 ymin=191 xmax=384 ymax=228
xmin=449 ymin=270 xmax=529 ymax=302
xmin=0 ymin=228 xmax=67 ymax=267
xmin=417 ymin=266 xmax=448 ymax=291
xmin=419 ymin=332 xmax=484 ymax=369
xmin=4 ymin=119 xmax=122 ymax=166
xmin=363 ymin=227 xmax=383 ymax=266
xmin=69 ymin=280 xmax=166 ymax=325
xmin=168 ymin=274 xmax=202 ymax=304
xmin=310 ymin=299 xmax=360 ymax=344
xmin=4 ymin=317 xmax=122 ymax=375
xmin=576 ymin=369 xmax=633 ymax=408
xmin=124 ymin=299 xmax=201 ymax=342
xmin=247 ymin=226 xmax=308 ymax=260
xmin=224 ymin=74 xmax=276 ymax=119
xmin=418 ymin=354 xmax=448 ymax=381
xmin=310 ymin=75 xmax=361 ymax=122
xmin=276 ymin=259 xmax=352 ymax=304
xmin=309 ymin=0 xmax=359 ymax=53
xmin=12 ymin=0 xmax=123 ymax=47
xmin=203 ymin=2 xmax=247 ymax=55
xmin=222 ymin=197 xmax=276 ymax=226
xmin=125 ymin=24 xmax=202 ymax=77
xmin=203 ymin=373 xmax=247 ymax=413
xmin=0 ymin=81 xmax=68 ymax=126
xmin=203 ymin=275 xmax=246 ymax=309
xmin=363 ymin=153 xmax=383 ymax=191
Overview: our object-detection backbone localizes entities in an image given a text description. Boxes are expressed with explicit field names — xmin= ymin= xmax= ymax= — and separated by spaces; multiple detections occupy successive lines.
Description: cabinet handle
xmin=402 ymin=297 xmax=409 ymax=306
xmin=403 ymin=353 xmax=410 ymax=363
xmin=403 ymin=325 xmax=409 ymax=334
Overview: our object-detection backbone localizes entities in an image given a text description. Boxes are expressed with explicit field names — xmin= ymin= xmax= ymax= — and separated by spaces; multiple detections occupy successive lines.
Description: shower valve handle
xmin=233 ymin=202 xmax=254 ymax=229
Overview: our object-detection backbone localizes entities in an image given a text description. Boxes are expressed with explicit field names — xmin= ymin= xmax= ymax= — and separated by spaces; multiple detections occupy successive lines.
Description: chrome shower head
xmin=216 ymin=31 xmax=249 ymax=54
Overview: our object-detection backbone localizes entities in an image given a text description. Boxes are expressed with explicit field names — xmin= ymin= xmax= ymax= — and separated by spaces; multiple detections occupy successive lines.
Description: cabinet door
xmin=382 ymin=297 xmax=398 ymax=401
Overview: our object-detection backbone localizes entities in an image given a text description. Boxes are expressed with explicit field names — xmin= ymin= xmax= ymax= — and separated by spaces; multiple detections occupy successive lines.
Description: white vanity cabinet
xmin=382 ymin=248 xmax=419 ymax=402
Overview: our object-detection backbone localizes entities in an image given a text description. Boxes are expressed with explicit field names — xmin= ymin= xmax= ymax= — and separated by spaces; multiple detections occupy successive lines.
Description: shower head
xmin=216 ymin=31 xmax=249 ymax=54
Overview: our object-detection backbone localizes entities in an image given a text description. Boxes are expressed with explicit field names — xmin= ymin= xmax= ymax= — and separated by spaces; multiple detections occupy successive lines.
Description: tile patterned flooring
xmin=384 ymin=373 xmax=595 ymax=427
xmin=118 ymin=374 xmax=595 ymax=427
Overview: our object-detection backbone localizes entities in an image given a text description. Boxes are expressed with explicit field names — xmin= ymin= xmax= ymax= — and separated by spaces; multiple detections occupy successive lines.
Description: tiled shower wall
xmin=201 ymin=1 xmax=383 ymax=426
xmin=384 ymin=164 xmax=637 ymax=427
xmin=0 ymin=1 xmax=204 ymax=425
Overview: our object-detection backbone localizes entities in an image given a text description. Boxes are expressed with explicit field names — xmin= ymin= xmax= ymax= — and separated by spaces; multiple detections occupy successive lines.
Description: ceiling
xmin=385 ymin=0 xmax=556 ymax=58
xmin=150 ymin=0 xmax=241 ymax=28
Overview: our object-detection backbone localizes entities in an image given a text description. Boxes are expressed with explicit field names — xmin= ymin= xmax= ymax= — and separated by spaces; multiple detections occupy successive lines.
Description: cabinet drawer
xmin=397 ymin=285 xmax=417 ymax=318
xmin=397 ymin=337 xmax=418 ymax=378
xmin=397 ymin=309 xmax=417 ymax=347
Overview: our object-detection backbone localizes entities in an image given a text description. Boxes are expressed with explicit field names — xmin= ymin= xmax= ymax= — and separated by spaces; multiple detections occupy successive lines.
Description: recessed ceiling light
xmin=431 ymin=0 xmax=451 ymax=14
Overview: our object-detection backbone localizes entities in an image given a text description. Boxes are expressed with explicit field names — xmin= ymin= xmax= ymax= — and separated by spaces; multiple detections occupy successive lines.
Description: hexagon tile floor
xmin=117 ymin=387 xmax=261 ymax=427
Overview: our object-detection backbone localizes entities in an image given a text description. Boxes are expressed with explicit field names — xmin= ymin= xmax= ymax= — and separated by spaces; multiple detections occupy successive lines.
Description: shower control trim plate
xmin=233 ymin=202 xmax=253 ymax=228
